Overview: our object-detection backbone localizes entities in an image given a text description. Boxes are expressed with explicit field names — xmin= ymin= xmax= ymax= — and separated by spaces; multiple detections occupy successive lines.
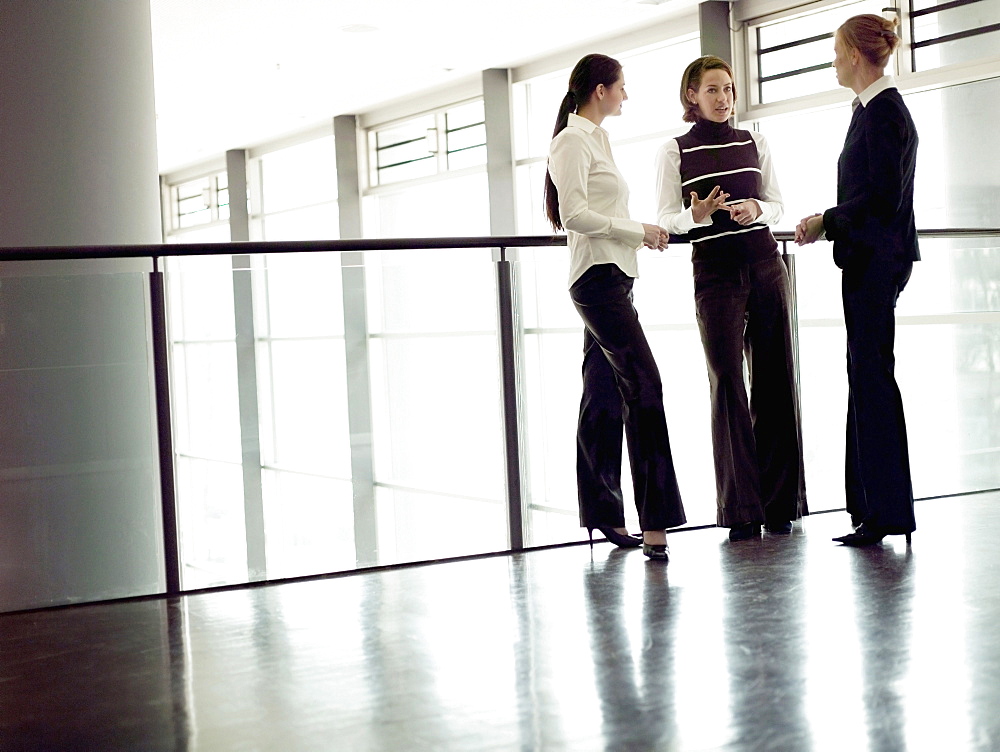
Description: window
xmin=258 ymin=137 xmax=338 ymax=240
xmin=911 ymin=0 xmax=1000 ymax=71
xmin=750 ymin=1 xmax=882 ymax=105
xmin=445 ymin=100 xmax=487 ymax=170
xmin=368 ymin=100 xmax=486 ymax=186
xmin=170 ymin=172 xmax=229 ymax=231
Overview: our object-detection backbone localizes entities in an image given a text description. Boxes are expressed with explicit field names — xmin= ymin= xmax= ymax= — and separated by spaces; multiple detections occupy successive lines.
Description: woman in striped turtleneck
xmin=654 ymin=55 xmax=806 ymax=542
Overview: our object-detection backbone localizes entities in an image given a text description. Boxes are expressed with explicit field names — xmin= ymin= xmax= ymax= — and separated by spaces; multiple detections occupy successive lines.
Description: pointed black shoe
xmin=588 ymin=526 xmax=642 ymax=549
xmin=833 ymin=522 xmax=885 ymax=546
xmin=728 ymin=523 xmax=761 ymax=542
xmin=834 ymin=523 xmax=912 ymax=546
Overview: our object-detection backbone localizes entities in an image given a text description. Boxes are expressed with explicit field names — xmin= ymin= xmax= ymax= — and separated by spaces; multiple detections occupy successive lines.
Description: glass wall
xmin=150 ymin=0 xmax=1000 ymax=595
xmin=253 ymin=138 xmax=353 ymax=580
xmin=163 ymin=141 xmax=352 ymax=588
xmin=364 ymin=162 xmax=501 ymax=561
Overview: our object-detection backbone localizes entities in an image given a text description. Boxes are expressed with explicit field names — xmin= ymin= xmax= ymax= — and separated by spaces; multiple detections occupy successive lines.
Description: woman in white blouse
xmin=545 ymin=53 xmax=687 ymax=561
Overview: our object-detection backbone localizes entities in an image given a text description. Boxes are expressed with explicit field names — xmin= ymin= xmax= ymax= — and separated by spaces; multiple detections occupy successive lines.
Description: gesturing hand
xmin=691 ymin=186 xmax=730 ymax=224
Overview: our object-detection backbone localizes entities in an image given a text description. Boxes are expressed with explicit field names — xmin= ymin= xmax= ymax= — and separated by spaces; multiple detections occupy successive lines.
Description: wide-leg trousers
xmin=842 ymin=258 xmax=916 ymax=533
xmin=570 ymin=263 xmax=686 ymax=532
xmin=693 ymin=255 xmax=806 ymax=528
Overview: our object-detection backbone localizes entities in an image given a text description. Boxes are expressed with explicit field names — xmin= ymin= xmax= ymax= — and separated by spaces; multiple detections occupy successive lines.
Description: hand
xmin=727 ymin=200 xmax=760 ymax=226
xmin=641 ymin=224 xmax=669 ymax=251
xmin=795 ymin=213 xmax=824 ymax=245
xmin=691 ymin=186 xmax=730 ymax=224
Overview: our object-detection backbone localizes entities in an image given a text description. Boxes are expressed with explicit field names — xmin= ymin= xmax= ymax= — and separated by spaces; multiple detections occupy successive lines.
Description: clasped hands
xmin=641 ymin=223 xmax=670 ymax=251
xmin=794 ymin=213 xmax=824 ymax=245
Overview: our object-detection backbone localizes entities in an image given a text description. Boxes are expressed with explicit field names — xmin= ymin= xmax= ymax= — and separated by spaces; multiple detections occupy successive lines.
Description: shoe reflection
xmin=582 ymin=549 xmax=679 ymax=749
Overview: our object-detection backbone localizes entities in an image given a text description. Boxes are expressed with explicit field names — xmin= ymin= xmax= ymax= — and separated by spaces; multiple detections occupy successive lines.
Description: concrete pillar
xmin=699 ymin=1 xmax=733 ymax=63
xmin=334 ymin=115 xmax=378 ymax=565
xmin=0 ymin=0 xmax=164 ymax=611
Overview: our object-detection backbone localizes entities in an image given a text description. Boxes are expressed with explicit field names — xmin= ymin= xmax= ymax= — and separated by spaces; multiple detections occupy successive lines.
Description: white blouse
xmin=547 ymin=113 xmax=645 ymax=287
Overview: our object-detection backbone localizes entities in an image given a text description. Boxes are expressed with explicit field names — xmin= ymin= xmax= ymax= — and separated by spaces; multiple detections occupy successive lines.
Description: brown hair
xmin=679 ymin=55 xmax=736 ymax=124
xmin=838 ymin=14 xmax=900 ymax=69
xmin=543 ymin=54 xmax=623 ymax=231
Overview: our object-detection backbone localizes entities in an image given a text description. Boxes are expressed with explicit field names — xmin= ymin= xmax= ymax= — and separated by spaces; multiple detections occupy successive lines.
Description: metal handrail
xmin=3 ymin=227 xmax=1000 ymax=262
xmin=0 ymin=235 xmax=567 ymax=261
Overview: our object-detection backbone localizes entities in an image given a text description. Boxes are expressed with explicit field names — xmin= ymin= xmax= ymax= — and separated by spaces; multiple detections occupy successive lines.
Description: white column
xmin=0 ymin=1 xmax=164 ymax=611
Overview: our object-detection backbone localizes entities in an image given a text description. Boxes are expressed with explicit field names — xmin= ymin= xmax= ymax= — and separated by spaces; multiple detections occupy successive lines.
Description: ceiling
xmin=149 ymin=0 xmax=696 ymax=174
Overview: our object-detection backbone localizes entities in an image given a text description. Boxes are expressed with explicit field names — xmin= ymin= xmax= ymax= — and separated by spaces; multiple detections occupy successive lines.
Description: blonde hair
xmin=838 ymin=14 xmax=900 ymax=69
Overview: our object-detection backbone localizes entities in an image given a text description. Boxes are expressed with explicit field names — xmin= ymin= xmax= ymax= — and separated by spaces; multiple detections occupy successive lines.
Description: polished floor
xmin=2 ymin=494 xmax=999 ymax=751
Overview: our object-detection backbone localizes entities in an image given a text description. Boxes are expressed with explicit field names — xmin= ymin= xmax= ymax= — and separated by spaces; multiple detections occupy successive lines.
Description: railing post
xmin=149 ymin=257 xmax=181 ymax=594
xmin=780 ymin=241 xmax=808 ymax=514
xmin=495 ymin=246 xmax=525 ymax=550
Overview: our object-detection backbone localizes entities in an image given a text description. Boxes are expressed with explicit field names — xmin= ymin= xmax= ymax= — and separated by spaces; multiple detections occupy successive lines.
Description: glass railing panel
xmin=175 ymin=456 xmax=247 ymax=587
xmin=0 ymin=260 xmax=164 ymax=611
xmin=792 ymin=236 xmax=1000 ymax=512
xmin=169 ymin=250 xmax=357 ymax=587
xmin=637 ymin=250 xmax=720 ymax=526
xmin=365 ymin=247 xmax=507 ymax=564
xmin=897 ymin=238 xmax=1000 ymax=497
xmin=787 ymin=245 xmax=846 ymax=513
xmin=8 ymin=231 xmax=998 ymax=611
xmin=253 ymin=251 xmax=353 ymax=578
xmin=517 ymin=246 xmax=719 ymax=546
xmin=165 ymin=255 xmax=245 ymax=589
xmin=261 ymin=470 xmax=356 ymax=578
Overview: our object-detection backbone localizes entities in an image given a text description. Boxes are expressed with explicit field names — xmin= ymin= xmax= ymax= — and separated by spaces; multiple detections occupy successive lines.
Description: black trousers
xmin=842 ymin=258 xmax=916 ymax=533
xmin=570 ymin=264 xmax=686 ymax=531
xmin=693 ymin=255 xmax=805 ymax=528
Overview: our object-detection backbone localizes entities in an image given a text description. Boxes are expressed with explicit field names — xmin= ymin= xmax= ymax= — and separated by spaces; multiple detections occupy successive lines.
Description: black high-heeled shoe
xmin=588 ymin=526 xmax=642 ymax=549
xmin=832 ymin=523 xmax=913 ymax=547
xmin=832 ymin=524 xmax=882 ymax=546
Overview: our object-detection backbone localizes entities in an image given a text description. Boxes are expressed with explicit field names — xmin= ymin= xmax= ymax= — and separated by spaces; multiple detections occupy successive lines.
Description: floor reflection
xmin=2 ymin=495 xmax=1000 ymax=750
xmin=719 ymin=532 xmax=810 ymax=749
xmin=849 ymin=545 xmax=914 ymax=748
xmin=582 ymin=550 xmax=679 ymax=750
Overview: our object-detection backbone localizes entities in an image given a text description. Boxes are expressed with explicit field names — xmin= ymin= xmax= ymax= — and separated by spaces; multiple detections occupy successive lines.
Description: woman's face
xmin=688 ymin=68 xmax=733 ymax=123
xmin=833 ymin=32 xmax=855 ymax=89
xmin=599 ymin=73 xmax=628 ymax=117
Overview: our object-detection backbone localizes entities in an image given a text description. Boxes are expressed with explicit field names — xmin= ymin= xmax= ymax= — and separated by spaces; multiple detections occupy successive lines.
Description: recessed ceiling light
xmin=339 ymin=24 xmax=378 ymax=33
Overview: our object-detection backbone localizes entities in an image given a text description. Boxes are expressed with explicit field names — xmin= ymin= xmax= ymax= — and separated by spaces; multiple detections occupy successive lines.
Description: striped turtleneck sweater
xmin=674 ymin=119 xmax=778 ymax=263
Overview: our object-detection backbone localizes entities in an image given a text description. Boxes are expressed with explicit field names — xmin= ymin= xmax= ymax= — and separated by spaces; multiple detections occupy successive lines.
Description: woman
xmin=545 ymin=53 xmax=686 ymax=561
xmin=654 ymin=56 xmax=806 ymax=542
xmin=795 ymin=15 xmax=918 ymax=546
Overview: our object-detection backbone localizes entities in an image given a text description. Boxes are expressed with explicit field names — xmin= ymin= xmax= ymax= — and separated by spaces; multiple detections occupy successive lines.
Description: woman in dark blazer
xmin=795 ymin=14 xmax=919 ymax=546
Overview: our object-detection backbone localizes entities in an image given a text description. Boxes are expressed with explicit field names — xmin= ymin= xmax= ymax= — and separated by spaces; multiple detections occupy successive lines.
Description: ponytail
xmin=543 ymin=55 xmax=623 ymax=231
xmin=544 ymin=92 xmax=577 ymax=230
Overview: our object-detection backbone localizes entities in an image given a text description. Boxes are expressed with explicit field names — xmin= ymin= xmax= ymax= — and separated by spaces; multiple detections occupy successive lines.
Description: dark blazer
xmin=823 ymin=88 xmax=919 ymax=272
